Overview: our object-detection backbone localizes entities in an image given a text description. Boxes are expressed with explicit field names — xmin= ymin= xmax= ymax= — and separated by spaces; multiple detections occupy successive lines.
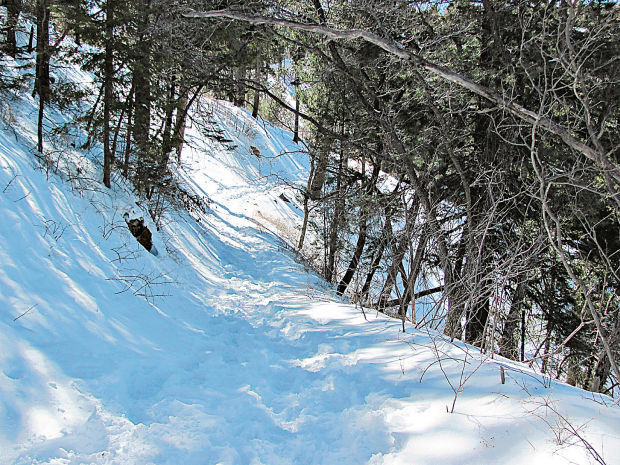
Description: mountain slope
xmin=0 ymin=47 xmax=619 ymax=465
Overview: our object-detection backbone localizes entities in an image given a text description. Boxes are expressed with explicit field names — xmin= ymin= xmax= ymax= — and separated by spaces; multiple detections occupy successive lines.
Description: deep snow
xmin=1 ymin=28 xmax=619 ymax=465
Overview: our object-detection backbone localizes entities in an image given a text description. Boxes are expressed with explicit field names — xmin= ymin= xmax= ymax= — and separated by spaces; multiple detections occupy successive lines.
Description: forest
xmin=1 ymin=0 xmax=619 ymax=398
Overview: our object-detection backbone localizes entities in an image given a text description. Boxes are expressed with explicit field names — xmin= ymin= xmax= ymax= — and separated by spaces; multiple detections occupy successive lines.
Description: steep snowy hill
xmin=1 ymin=42 xmax=619 ymax=465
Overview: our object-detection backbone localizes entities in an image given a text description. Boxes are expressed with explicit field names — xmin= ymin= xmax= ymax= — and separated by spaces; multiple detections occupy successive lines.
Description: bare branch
xmin=183 ymin=8 xmax=620 ymax=185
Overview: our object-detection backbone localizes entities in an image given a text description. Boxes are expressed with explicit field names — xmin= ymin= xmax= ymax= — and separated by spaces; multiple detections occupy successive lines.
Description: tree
xmin=186 ymin=2 xmax=619 ymax=392
xmin=102 ymin=0 xmax=114 ymax=187
xmin=3 ymin=0 xmax=21 ymax=57
xmin=33 ymin=0 xmax=51 ymax=153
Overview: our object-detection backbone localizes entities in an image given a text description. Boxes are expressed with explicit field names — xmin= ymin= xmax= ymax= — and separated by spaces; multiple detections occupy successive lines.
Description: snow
xmin=1 ymin=23 xmax=619 ymax=465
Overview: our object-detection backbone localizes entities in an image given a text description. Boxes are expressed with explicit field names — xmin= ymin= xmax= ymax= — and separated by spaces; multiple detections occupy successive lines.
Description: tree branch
xmin=183 ymin=8 xmax=620 ymax=185
xmin=374 ymin=285 xmax=444 ymax=309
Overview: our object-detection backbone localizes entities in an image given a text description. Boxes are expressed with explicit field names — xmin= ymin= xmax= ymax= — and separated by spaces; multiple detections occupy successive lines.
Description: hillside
xmin=1 ymin=36 xmax=620 ymax=465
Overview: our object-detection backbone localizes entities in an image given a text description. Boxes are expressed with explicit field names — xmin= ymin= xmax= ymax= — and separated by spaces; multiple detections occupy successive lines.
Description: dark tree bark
xmin=590 ymin=314 xmax=620 ymax=392
xmin=34 ymin=0 xmax=50 ymax=154
xmin=131 ymin=0 xmax=152 ymax=194
xmin=132 ymin=0 xmax=151 ymax=160
xmin=337 ymin=162 xmax=380 ymax=296
xmin=112 ymin=83 xmax=134 ymax=162
xmin=360 ymin=208 xmax=392 ymax=301
xmin=122 ymin=86 xmax=135 ymax=178
xmin=160 ymin=77 xmax=176 ymax=167
xmin=298 ymin=155 xmax=316 ymax=250
xmin=27 ymin=24 xmax=34 ymax=52
xmin=336 ymin=212 xmax=367 ymax=296
xmin=293 ymin=80 xmax=300 ymax=143
xmin=499 ymin=280 xmax=527 ymax=360
xmin=252 ymin=55 xmax=261 ymax=119
xmin=465 ymin=293 xmax=490 ymax=346
xmin=169 ymin=85 xmax=202 ymax=164
xmin=590 ymin=352 xmax=611 ymax=393
xmin=132 ymin=67 xmax=150 ymax=160
xmin=103 ymin=0 xmax=114 ymax=188
xmin=325 ymin=149 xmax=346 ymax=283
xmin=33 ymin=0 xmax=50 ymax=101
xmin=309 ymin=140 xmax=329 ymax=200
xmin=5 ymin=0 xmax=21 ymax=57
xmin=174 ymin=90 xmax=188 ymax=163
xmin=462 ymin=2 xmax=505 ymax=347
xmin=234 ymin=66 xmax=246 ymax=107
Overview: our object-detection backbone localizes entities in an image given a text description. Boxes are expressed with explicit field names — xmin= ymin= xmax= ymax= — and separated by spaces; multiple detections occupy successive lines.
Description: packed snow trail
xmin=1 ymin=43 xmax=619 ymax=464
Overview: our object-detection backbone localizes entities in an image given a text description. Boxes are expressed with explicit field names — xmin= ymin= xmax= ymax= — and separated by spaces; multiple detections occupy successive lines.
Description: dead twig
xmin=13 ymin=304 xmax=38 ymax=321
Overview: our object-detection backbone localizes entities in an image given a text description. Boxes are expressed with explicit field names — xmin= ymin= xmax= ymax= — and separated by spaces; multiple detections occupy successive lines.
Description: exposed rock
xmin=250 ymin=145 xmax=261 ymax=158
xmin=123 ymin=213 xmax=154 ymax=253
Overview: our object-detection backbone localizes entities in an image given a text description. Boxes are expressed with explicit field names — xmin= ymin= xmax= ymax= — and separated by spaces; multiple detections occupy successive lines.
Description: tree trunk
xmin=169 ymin=85 xmax=203 ymax=165
xmin=252 ymin=88 xmax=260 ymax=119
xmin=132 ymin=64 xmax=150 ymax=160
xmin=309 ymin=142 xmax=329 ymax=200
xmin=34 ymin=0 xmax=50 ymax=154
xmin=113 ymin=83 xmax=134 ymax=161
xmin=133 ymin=0 xmax=151 ymax=151
xmin=325 ymin=149 xmax=346 ymax=283
xmin=102 ymin=0 xmax=114 ymax=188
xmin=590 ymin=352 xmax=610 ymax=393
xmin=298 ymin=156 xmax=316 ymax=250
xmin=33 ymin=0 xmax=50 ymax=101
xmin=37 ymin=94 xmax=44 ymax=154
xmin=132 ymin=0 xmax=151 ymax=193
xmin=27 ymin=24 xmax=34 ymax=53
xmin=336 ymin=162 xmax=380 ymax=296
xmin=360 ymin=220 xmax=389 ymax=301
xmin=400 ymin=228 xmax=428 ymax=319
xmin=174 ymin=90 xmax=188 ymax=163
xmin=462 ymin=0 xmax=508 ymax=347
xmin=541 ymin=320 xmax=553 ymax=374
xmin=465 ymin=293 xmax=490 ymax=347
xmin=499 ymin=280 xmax=527 ymax=360
xmin=122 ymin=86 xmax=135 ymax=178
xmin=336 ymin=212 xmax=367 ymax=296
xmin=5 ymin=0 xmax=21 ymax=57
xmin=252 ymin=55 xmax=261 ymax=119
xmin=590 ymin=313 xmax=620 ymax=392
xmin=160 ymin=78 xmax=176 ymax=169
xmin=234 ymin=66 xmax=246 ymax=107
xmin=520 ymin=301 xmax=526 ymax=362
xmin=293 ymin=79 xmax=300 ymax=143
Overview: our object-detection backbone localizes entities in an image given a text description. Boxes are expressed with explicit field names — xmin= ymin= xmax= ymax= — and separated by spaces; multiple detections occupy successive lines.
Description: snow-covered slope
xmin=1 ymin=44 xmax=619 ymax=465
